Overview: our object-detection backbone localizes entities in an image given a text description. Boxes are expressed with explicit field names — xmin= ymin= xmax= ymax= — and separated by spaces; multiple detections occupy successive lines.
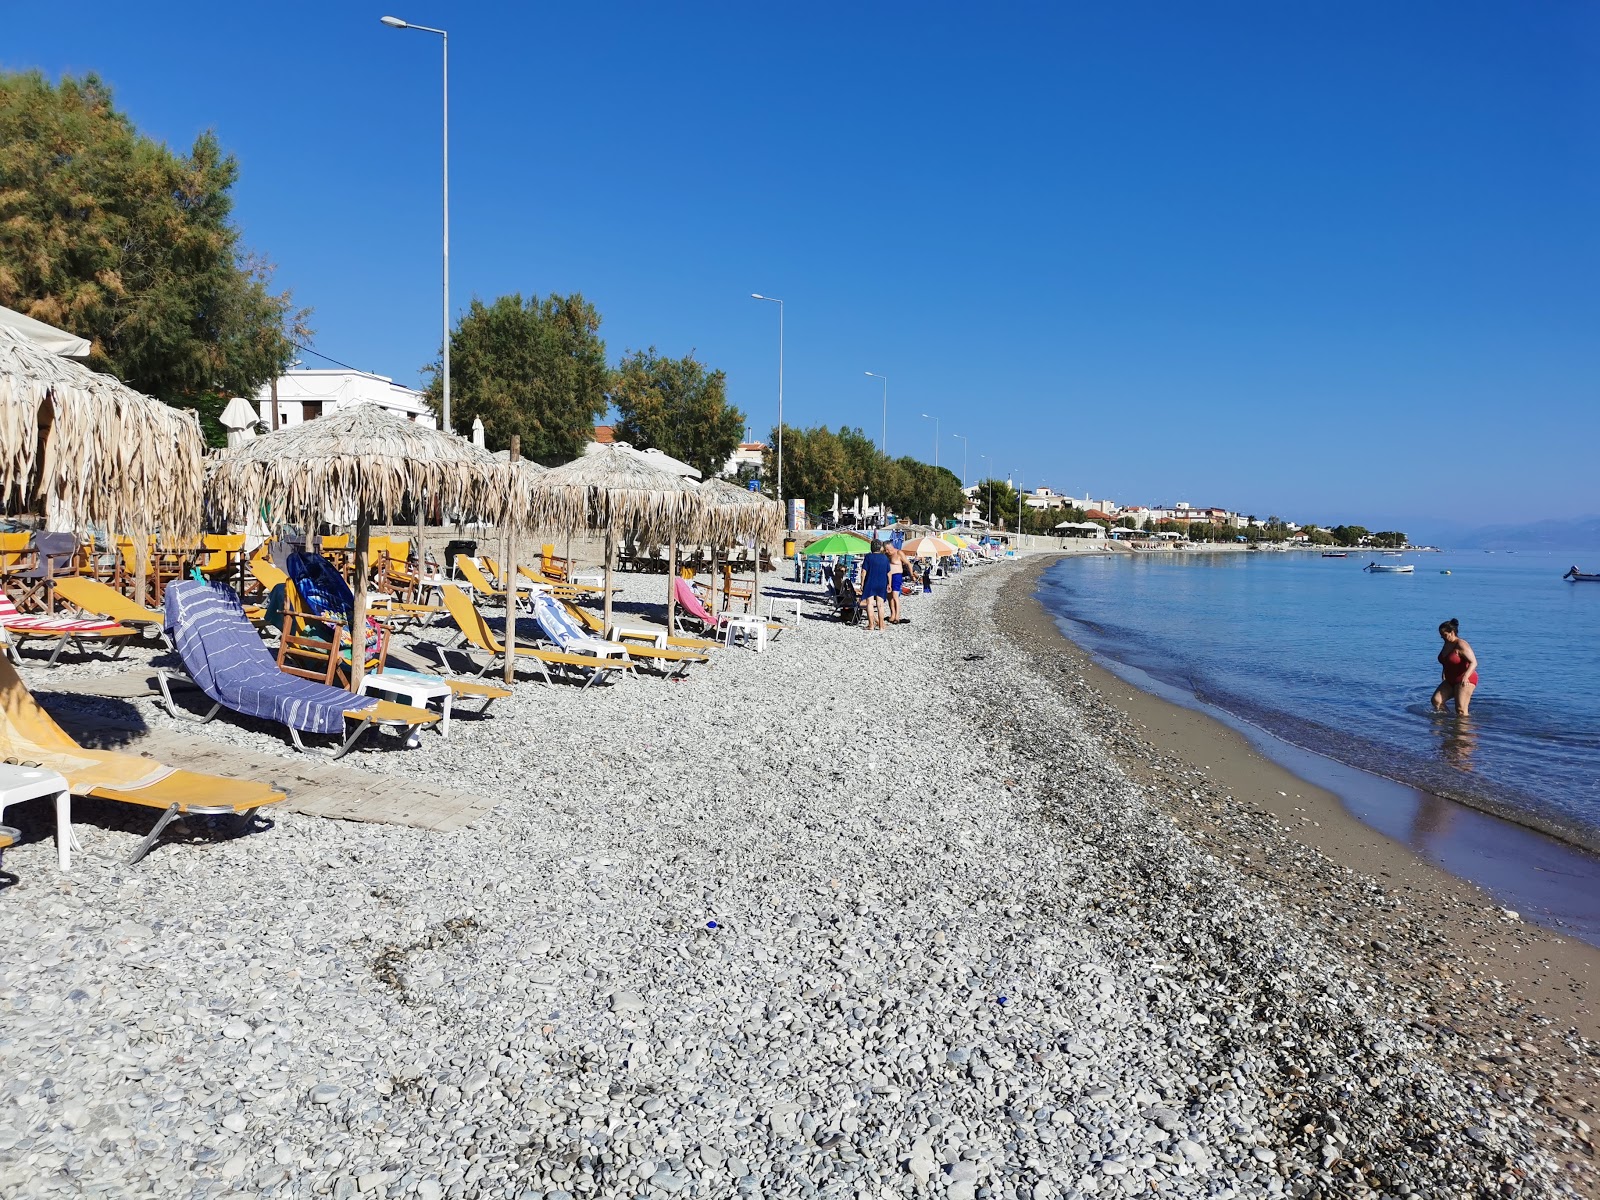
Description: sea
xmin=1036 ymin=549 xmax=1600 ymax=936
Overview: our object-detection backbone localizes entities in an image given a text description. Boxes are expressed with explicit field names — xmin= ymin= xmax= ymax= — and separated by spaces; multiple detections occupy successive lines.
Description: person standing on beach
xmin=1431 ymin=618 xmax=1479 ymax=716
xmin=859 ymin=539 xmax=892 ymax=631
xmin=886 ymin=543 xmax=914 ymax=624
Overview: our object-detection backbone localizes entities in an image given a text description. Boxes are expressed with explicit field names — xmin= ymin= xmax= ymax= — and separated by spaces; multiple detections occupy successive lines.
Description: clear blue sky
xmin=7 ymin=2 xmax=1596 ymax=533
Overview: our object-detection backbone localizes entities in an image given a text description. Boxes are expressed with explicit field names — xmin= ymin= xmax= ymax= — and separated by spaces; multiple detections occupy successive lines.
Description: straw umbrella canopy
xmin=697 ymin=477 xmax=783 ymax=619
xmin=0 ymin=322 xmax=204 ymax=542
xmin=528 ymin=443 xmax=705 ymax=634
xmin=208 ymin=402 xmax=516 ymax=688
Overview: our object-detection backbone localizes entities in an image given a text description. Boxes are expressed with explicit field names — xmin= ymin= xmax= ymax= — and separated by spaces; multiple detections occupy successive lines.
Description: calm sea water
xmin=1037 ymin=550 xmax=1600 ymax=852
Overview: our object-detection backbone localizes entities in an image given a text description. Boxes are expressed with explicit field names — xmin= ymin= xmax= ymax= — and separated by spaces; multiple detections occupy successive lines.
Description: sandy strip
xmin=998 ymin=552 xmax=1600 ymax=1172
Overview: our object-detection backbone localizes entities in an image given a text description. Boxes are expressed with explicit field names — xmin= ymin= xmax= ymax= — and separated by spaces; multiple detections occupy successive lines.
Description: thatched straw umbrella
xmin=0 ymin=323 xmax=205 ymax=594
xmin=528 ymin=444 xmax=704 ymax=635
xmin=208 ymin=402 xmax=514 ymax=688
xmin=697 ymin=478 xmax=783 ymax=624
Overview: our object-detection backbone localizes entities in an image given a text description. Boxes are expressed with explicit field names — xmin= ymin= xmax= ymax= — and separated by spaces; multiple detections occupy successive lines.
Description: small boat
xmin=1365 ymin=562 xmax=1414 ymax=574
xmin=1440 ymin=570 xmax=1451 ymax=575
xmin=1564 ymin=566 xmax=1600 ymax=583
xmin=1321 ymin=551 xmax=1349 ymax=558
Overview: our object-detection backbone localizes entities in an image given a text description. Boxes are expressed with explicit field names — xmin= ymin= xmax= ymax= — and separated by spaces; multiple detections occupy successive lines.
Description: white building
xmin=252 ymin=369 xmax=437 ymax=430
xmin=719 ymin=441 xmax=767 ymax=477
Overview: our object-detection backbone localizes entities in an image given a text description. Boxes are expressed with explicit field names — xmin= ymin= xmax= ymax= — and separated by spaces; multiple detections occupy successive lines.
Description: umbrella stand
xmin=350 ymin=513 xmax=371 ymax=691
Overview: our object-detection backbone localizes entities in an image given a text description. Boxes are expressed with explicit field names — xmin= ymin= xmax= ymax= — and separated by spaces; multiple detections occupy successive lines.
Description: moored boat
xmin=1564 ymin=566 xmax=1600 ymax=582
xmin=1364 ymin=562 xmax=1414 ymax=574
xmin=1321 ymin=551 xmax=1349 ymax=558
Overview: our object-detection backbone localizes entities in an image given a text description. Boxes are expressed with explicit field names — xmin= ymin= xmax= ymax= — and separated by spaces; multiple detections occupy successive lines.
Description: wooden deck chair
xmin=0 ymin=654 xmax=286 ymax=864
xmin=0 ymin=531 xmax=30 ymax=575
xmin=199 ymin=533 xmax=246 ymax=581
xmin=435 ymin=584 xmax=628 ymax=688
xmin=275 ymin=609 xmax=391 ymax=687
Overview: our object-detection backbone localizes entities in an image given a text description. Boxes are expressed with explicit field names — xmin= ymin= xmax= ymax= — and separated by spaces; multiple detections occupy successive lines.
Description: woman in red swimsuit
xmin=1431 ymin=617 xmax=1479 ymax=716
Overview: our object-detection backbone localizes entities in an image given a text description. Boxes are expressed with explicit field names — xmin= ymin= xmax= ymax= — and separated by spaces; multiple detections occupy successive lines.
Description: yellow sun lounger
xmin=437 ymin=585 xmax=628 ymax=689
xmin=0 ymin=655 xmax=286 ymax=863
xmin=52 ymin=575 xmax=169 ymax=643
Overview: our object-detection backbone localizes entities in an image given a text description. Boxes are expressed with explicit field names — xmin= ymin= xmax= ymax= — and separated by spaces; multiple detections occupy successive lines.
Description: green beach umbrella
xmin=805 ymin=531 xmax=871 ymax=556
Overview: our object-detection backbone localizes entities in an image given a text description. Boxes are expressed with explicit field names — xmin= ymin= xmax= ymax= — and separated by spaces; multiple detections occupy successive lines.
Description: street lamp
xmin=920 ymin=413 xmax=938 ymax=467
xmin=380 ymin=14 xmax=451 ymax=433
xmin=751 ymin=294 xmax=784 ymax=504
xmin=952 ymin=433 xmax=968 ymax=487
xmin=865 ymin=371 xmax=887 ymax=454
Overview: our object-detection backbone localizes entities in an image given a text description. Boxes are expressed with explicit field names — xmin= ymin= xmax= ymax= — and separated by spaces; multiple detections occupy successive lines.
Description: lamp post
xmin=865 ymin=371 xmax=887 ymax=454
xmin=952 ymin=433 xmax=967 ymax=487
xmin=920 ymin=413 xmax=938 ymax=467
xmin=751 ymin=294 xmax=784 ymax=504
xmin=380 ymin=14 xmax=451 ymax=433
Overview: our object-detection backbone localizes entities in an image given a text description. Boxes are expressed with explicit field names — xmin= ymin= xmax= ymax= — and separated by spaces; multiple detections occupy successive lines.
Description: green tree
xmin=0 ymin=71 xmax=307 ymax=433
xmin=610 ymin=347 xmax=743 ymax=479
xmin=1329 ymin=524 xmax=1370 ymax=547
xmin=429 ymin=293 xmax=608 ymax=465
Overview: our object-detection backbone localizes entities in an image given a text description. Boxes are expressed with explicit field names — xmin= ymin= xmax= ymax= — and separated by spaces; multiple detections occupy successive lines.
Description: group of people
xmin=832 ymin=539 xmax=929 ymax=631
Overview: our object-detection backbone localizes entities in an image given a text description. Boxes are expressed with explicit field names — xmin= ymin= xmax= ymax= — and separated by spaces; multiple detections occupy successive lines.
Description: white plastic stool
xmin=0 ymin=763 xmax=74 ymax=869
xmin=722 ymin=613 xmax=768 ymax=652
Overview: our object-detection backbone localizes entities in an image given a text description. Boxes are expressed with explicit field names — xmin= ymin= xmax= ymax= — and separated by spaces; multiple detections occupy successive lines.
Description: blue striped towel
xmin=164 ymin=580 xmax=375 ymax=736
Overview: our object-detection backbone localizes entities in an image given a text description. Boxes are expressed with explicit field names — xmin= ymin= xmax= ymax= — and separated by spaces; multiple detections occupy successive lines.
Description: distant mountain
xmin=1447 ymin=515 xmax=1600 ymax=553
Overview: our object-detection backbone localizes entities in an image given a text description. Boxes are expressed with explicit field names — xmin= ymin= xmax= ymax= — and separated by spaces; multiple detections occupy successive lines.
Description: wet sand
xmin=999 ymin=553 xmax=1600 ymax=1174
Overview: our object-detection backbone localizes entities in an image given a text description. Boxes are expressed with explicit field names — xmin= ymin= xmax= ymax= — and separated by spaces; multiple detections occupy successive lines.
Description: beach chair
xmin=560 ymin=592 xmax=718 ymax=653
xmin=0 ymin=653 xmax=286 ymax=864
xmin=8 ymin=532 xmax=81 ymax=612
xmin=455 ymin=555 xmax=528 ymax=610
xmin=51 ymin=576 xmax=171 ymax=647
xmin=0 ymin=592 xmax=139 ymax=666
xmin=529 ymin=592 xmax=707 ymax=679
xmin=156 ymin=581 xmax=439 ymax=758
xmin=678 ymin=577 xmax=784 ymax=642
xmin=436 ymin=584 xmax=628 ymax=688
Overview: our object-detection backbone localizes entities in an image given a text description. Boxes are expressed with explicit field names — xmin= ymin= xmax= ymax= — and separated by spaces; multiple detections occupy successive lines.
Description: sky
xmin=6 ymin=2 xmax=1597 ymax=534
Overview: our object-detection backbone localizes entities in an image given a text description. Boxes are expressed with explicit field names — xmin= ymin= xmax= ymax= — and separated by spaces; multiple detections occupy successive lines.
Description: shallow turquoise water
xmin=1037 ymin=550 xmax=1600 ymax=850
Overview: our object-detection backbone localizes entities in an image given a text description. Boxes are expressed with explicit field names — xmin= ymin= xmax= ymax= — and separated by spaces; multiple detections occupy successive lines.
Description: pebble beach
xmin=2 ymin=557 xmax=1597 ymax=1199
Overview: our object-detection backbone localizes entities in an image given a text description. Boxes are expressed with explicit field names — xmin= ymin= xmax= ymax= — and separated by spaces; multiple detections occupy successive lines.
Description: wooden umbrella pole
xmin=602 ymin=527 xmax=617 ymax=636
xmin=502 ymin=436 xmax=521 ymax=686
xmin=415 ymin=486 xmax=427 ymax=597
xmin=666 ymin=534 xmax=678 ymax=635
xmin=350 ymin=513 xmax=371 ymax=692
xmin=134 ymin=529 xmax=149 ymax=609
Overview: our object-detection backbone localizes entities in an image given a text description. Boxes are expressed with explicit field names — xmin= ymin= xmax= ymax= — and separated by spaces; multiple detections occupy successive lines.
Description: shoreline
xmin=1024 ymin=548 xmax=1600 ymax=916
xmin=996 ymin=553 xmax=1600 ymax=1148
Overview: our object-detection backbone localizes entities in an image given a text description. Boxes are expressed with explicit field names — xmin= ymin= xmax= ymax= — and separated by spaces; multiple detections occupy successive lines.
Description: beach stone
xmin=311 ymin=1084 xmax=341 ymax=1104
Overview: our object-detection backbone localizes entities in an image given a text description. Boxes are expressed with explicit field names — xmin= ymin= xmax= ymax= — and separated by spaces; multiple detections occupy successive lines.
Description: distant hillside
xmin=1449 ymin=515 xmax=1600 ymax=552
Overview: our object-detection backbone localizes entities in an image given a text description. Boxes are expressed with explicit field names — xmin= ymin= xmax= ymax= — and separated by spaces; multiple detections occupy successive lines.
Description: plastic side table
xmin=0 ymin=763 xmax=74 ymax=869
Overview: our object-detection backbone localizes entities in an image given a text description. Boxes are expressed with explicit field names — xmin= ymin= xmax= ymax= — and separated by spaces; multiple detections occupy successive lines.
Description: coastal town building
xmin=719 ymin=441 xmax=767 ymax=477
xmin=252 ymin=369 xmax=436 ymax=430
